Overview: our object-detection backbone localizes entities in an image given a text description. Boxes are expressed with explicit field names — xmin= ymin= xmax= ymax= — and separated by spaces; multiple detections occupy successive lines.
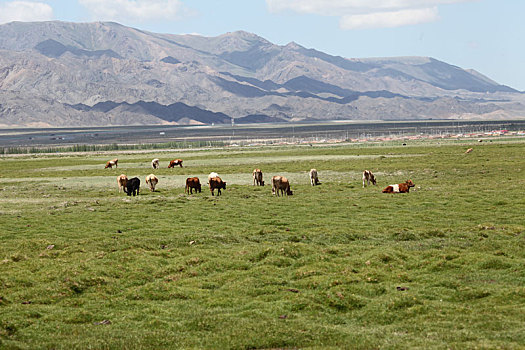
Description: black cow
xmin=124 ymin=177 xmax=140 ymax=196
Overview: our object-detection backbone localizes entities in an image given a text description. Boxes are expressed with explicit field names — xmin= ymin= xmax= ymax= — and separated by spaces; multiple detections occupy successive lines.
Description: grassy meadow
xmin=1 ymin=140 xmax=524 ymax=349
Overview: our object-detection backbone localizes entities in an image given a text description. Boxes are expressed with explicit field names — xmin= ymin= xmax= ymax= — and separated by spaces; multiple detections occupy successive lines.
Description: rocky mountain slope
xmin=0 ymin=21 xmax=523 ymax=127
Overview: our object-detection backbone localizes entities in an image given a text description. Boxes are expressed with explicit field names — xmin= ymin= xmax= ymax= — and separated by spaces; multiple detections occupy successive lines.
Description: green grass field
xmin=1 ymin=141 xmax=524 ymax=349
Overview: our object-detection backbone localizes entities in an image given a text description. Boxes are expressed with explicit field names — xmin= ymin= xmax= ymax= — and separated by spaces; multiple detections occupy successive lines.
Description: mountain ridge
xmin=0 ymin=21 xmax=523 ymax=127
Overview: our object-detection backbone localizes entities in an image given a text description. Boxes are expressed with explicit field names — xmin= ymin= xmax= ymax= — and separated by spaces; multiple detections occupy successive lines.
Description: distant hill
xmin=0 ymin=21 xmax=523 ymax=127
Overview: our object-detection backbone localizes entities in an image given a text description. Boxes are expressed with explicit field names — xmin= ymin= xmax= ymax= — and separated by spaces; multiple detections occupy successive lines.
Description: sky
xmin=0 ymin=0 xmax=523 ymax=91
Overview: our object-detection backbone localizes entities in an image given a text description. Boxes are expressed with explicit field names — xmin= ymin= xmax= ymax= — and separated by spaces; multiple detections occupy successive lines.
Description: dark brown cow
xmin=382 ymin=179 xmax=415 ymax=193
xmin=185 ymin=177 xmax=202 ymax=194
xmin=168 ymin=159 xmax=183 ymax=168
xmin=105 ymin=158 xmax=118 ymax=169
xmin=209 ymin=176 xmax=226 ymax=196
xmin=362 ymin=170 xmax=376 ymax=187
xmin=253 ymin=169 xmax=264 ymax=186
xmin=124 ymin=177 xmax=140 ymax=196
xmin=272 ymin=176 xmax=293 ymax=196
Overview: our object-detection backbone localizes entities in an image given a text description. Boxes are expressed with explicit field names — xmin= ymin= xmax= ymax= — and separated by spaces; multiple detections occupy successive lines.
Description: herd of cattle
xmin=107 ymin=158 xmax=415 ymax=197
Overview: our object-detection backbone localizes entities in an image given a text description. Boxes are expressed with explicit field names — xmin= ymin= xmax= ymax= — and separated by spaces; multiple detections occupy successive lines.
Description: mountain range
xmin=0 ymin=21 xmax=524 ymax=127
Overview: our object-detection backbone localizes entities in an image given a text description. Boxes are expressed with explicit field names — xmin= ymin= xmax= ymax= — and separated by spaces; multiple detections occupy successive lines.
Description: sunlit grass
xmin=0 ymin=141 xmax=524 ymax=349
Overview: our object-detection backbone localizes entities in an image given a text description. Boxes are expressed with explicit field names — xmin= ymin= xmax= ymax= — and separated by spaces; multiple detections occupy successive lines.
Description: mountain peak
xmin=285 ymin=41 xmax=303 ymax=50
xmin=218 ymin=30 xmax=271 ymax=45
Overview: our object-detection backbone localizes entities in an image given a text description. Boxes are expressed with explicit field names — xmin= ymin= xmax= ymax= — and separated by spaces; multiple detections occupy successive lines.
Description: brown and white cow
xmin=465 ymin=148 xmax=473 ymax=154
xmin=105 ymin=158 xmax=118 ymax=169
xmin=168 ymin=159 xmax=183 ymax=168
xmin=362 ymin=170 xmax=377 ymax=188
xmin=151 ymin=158 xmax=160 ymax=169
xmin=382 ymin=179 xmax=415 ymax=193
xmin=117 ymin=174 xmax=128 ymax=193
xmin=209 ymin=176 xmax=226 ymax=196
xmin=208 ymin=172 xmax=219 ymax=183
xmin=309 ymin=168 xmax=320 ymax=186
xmin=185 ymin=177 xmax=202 ymax=194
xmin=272 ymin=176 xmax=293 ymax=196
xmin=145 ymin=174 xmax=159 ymax=192
xmin=253 ymin=169 xmax=264 ymax=186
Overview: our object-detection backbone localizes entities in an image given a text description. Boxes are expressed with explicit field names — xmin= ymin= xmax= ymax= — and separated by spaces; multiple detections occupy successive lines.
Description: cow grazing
xmin=309 ymin=168 xmax=320 ymax=186
xmin=105 ymin=158 xmax=118 ymax=169
xmin=209 ymin=176 xmax=226 ymax=196
xmin=124 ymin=177 xmax=140 ymax=196
xmin=253 ymin=169 xmax=264 ymax=186
xmin=185 ymin=177 xmax=202 ymax=194
xmin=362 ymin=170 xmax=377 ymax=188
xmin=465 ymin=148 xmax=473 ymax=154
xmin=151 ymin=158 xmax=160 ymax=169
xmin=382 ymin=179 xmax=415 ymax=193
xmin=145 ymin=174 xmax=158 ymax=192
xmin=272 ymin=176 xmax=293 ymax=196
xmin=168 ymin=159 xmax=183 ymax=168
xmin=208 ymin=172 xmax=219 ymax=183
xmin=117 ymin=174 xmax=128 ymax=193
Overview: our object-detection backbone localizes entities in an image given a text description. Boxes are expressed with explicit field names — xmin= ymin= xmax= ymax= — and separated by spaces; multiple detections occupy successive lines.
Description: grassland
xmin=1 ymin=140 xmax=524 ymax=349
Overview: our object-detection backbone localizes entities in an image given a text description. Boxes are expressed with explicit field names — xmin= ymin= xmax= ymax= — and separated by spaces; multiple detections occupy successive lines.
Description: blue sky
xmin=0 ymin=0 xmax=523 ymax=91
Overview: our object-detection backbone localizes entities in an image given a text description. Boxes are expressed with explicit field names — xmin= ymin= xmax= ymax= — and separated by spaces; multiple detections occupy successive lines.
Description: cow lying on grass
xmin=253 ymin=169 xmax=264 ymax=186
xmin=272 ymin=176 xmax=293 ymax=196
xmin=145 ymin=174 xmax=158 ymax=192
xmin=124 ymin=177 xmax=140 ymax=196
xmin=209 ymin=176 xmax=226 ymax=196
xmin=105 ymin=158 xmax=118 ymax=169
xmin=185 ymin=177 xmax=201 ymax=194
xmin=117 ymin=174 xmax=128 ymax=193
xmin=382 ymin=179 xmax=414 ymax=193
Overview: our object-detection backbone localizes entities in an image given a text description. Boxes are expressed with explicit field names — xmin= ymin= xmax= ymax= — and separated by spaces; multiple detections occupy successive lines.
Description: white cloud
xmin=340 ymin=7 xmax=439 ymax=29
xmin=0 ymin=1 xmax=54 ymax=24
xmin=78 ymin=0 xmax=187 ymax=22
xmin=266 ymin=0 xmax=472 ymax=29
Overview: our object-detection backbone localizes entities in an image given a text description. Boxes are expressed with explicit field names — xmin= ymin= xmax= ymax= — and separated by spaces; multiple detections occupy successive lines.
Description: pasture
xmin=1 ymin=141 xmax=524 ymax=349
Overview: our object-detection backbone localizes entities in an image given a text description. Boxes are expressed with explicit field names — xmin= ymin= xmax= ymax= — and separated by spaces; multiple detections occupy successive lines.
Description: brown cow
xmin=117 ymin=174 xmax=128 ymax=193
xmin=185 ymin=177 xmax=202 ymax=194
xmin=168 ymin=159 xmax=183 ymax=168
xmin=105 ymin=158 xmax=118 ymax=169
xmin=145 ymin=174 xmax=158 ymax=192
xmin=272 ymin=176 xmax=293 ymax=196
xmin=382 ymin=179 xmax=415 ymax=193
xmin=209 ymin=176 xmax=226 ymax=196
xmin=253 ymin=169 xmax=264 ymax=186
xmin=362 ymin=170 xmax=377 ymax=187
